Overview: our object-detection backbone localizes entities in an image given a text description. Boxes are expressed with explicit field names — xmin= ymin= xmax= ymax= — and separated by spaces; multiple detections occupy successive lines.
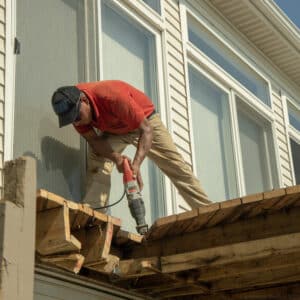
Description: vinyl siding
xmin=164 ymin=0 xmax=194 ymax=211
xmin=0 ymin=0 xmax=4 ymax=195
xmin=272 ymin=90 xmax=294 ymax=187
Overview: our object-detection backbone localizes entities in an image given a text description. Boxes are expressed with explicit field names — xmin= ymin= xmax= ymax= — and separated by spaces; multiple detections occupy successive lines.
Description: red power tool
xmin=123 ymin=158 xmax=148 ymax=235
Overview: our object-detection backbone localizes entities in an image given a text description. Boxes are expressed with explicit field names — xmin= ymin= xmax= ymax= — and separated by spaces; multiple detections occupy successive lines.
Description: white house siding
xmin=0 ymin=0 xmax=5 ymax=196
xmin=272 ymin=89 xmax=294 ymax=186
xmin=164 ymin=0 xmax=195 ymax=211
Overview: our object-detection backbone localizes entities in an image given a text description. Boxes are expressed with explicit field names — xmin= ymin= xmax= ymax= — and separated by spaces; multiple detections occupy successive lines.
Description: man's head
xmin=52 ymin=86 xmax=92 ymax=127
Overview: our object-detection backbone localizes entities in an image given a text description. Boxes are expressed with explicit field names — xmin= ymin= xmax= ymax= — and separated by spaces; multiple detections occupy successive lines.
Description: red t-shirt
xmin=74 ymin=80 xmax=155 ymax=135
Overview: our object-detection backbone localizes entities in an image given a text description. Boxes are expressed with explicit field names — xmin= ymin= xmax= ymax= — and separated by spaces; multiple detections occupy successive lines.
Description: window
xmin=287 ymin=102 xmax=300 ymax=184
xmin=101 ymin=1 xmax=164 ymax=231
xmin=188 ymin=14 xmax=271 ymax=107
xmin=143 ymin=0 xmax=161 ymax=14
xmin=189 ymin=66 xmax=237 ymax=201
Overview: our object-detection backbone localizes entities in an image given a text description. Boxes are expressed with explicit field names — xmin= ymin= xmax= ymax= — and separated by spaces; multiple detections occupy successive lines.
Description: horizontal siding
xmin=165 ymin=0 xmax=194 ymax=211
xmin=272 ymin=92 xmax=293 ymax=187
xmin=0 ymin=0 xmax=4 ymax=197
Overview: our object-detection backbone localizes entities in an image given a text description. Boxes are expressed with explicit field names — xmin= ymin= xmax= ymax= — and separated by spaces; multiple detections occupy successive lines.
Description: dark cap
xmin=51 ymin=86 xmax=81 ymax=127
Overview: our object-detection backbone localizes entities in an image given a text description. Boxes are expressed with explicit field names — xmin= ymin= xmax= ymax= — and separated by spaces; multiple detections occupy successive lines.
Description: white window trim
xmin=98 ymin=0 xmax=173 ymax=215
xmin=180 ymin=0 xmax=281 ymax=198
xmin=180 ymin=1 xmax=274 ymax=113
xmin=284 ymin=95 xmax=300 ymax=185
xmin=5 ymin=0 xmax=17 ymax=161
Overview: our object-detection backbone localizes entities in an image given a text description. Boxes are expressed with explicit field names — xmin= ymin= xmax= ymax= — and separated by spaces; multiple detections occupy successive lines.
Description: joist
xmin=161 ymin=232 xmax=300 ymax=274
xmin=73 ymin=221 xmax=114 ymax=265
xmin=36 ymin=204 xmax=81 ymax=255
xmin=87 ymin=254 xmax=120 ymax=274
xmin=114 ymin=229 xmax=143 ymax=247
xmin=39 ymin=253 xmax=85 ymax=274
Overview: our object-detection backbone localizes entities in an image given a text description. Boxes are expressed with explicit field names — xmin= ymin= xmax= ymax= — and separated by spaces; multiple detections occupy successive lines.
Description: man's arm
xmin=131 ymin=118 xmax=153 ymax=189
xmin=81 ymin=129 xmax=123 ymax=169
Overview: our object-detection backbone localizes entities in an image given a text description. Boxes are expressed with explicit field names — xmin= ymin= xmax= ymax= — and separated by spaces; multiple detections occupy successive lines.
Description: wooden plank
xmin=205 ymin=198 xmax=242 ymax=227
xmin=39 ymin=253 xmax=85 ymax=274
xmin=87 ymin=254 xmax=120 ymax=274
xmin=273 ymin=185 xmax=300 ymax=210
xmin=184 ymin=203 xmax=220 ymax=233
xmin=114 ymin=230 xmax=143 ymax=246
xmin=36 ymin=189 xmax=66 ymax=212
xmin=211 ymin=264 xmax=300 ymax=293
xmin=73 ymin=222 xmax=114 ymax=265
xmin=197 ymin=249 xmax=300 ymax=282
xmin=161 ymin=232 xmax=300 ymax=274
xmin=146 ymin=214 xmax=177 ymax=240
xmin=129 ymin=206 xmax=300 ymax=259
xmin=116 ymin=257 xmax=160 ymax=278
xmin=36 ymin=205 xmax=81 ymax=255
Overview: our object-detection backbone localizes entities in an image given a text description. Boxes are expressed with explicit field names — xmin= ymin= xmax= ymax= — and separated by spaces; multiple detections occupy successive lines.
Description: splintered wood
xmin=36 ymin=186 xmax=300 ymax=299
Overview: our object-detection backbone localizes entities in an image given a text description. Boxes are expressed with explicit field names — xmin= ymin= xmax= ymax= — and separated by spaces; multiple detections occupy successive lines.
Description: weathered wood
xmin=74 ymin=221 xmax=114 ymax=265
xmin=146 ymin=214 xmax=177 ymax=240
xmin=161 ymin=232 xmax=300 ymax=273
xmin=114 ymin=230 xmax=143 ymax=246
xmin=1 ymin=157 xmax=36 ymax=300
xmin=40 ymin=253 xmax=85 ymax=274
xmin=36 ymin=205 xmax=81 ymax=255
xmin=273 ymin=185 xmax=300 ymax=210
xmin=36 ymin=189 xmax=66 ymax=212
xmin=128 ymin=206 xmax=300 ymax=258
xmin=116 ymin=257 xmax=160 ymax=278
xmin=87 ymin=254 xmax=120 ymax=274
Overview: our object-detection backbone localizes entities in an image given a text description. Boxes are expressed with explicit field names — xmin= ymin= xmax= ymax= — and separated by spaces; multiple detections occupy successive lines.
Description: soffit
xmin=209 ymin=0 xmax=300 ymax=88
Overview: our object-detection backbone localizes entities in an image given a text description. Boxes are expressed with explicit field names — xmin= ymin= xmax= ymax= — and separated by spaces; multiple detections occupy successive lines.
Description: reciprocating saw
xmin=123 ymin=158 xmax=148 ymax=235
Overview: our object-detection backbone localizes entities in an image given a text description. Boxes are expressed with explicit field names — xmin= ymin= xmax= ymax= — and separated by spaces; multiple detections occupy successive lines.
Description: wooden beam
xmin=36 ymin=205 xmax=81 ymax=255
xmin=128 ymin=206 xmax=300 ymax=258
xmin=39 ymin=253 xmax=85 ymax=274
xmin=87 ymin=254 xmax=120 ymax=274
xmin=0 ymin=157 xmax=37 ymax=300
xmin=161 ymin=232 xmax=300 ymax=273
xmin=114 ymin=230 xmax=143 ymax=247
xmin=73 ymin=222 xmax=114 ymax=265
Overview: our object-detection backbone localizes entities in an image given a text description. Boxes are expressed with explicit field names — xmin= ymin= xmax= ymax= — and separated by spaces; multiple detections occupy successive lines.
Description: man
xmin=52 ymin=80 xmax=210 ymax=209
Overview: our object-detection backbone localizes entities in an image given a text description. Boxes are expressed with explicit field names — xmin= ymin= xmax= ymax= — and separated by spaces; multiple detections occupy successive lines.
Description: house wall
xmin=0 ymin=0 xmax=5 ymax=197
xmin=3 ymin=0 xmax=300 ymax=209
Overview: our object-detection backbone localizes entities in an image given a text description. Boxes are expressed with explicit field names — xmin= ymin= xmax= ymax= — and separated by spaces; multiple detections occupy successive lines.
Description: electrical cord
xmin=93 ymin=189 xmax=126 ymax=210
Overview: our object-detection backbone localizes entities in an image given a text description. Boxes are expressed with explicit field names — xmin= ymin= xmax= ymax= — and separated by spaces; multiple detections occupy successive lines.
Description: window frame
xmin=284 ymin=96 xmax=300 ymax=185
xmin=180 ymin=1 xmax=280 ymax=198
xmin=97 ymin=0 xmax=172 ymax=215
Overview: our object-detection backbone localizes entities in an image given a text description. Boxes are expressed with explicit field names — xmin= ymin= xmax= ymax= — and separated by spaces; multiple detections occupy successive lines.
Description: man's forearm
xmin=133 ymin=125 xmax=153 ymax=168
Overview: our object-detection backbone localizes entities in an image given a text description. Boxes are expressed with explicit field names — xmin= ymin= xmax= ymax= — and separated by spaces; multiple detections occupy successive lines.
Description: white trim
xmin=188 ymin=0 xmax=300 ymax=104
xmin=187 ymin=44 xmax=274 ymax=123
xmin=4 ymin=0 xmax=17 ymax=161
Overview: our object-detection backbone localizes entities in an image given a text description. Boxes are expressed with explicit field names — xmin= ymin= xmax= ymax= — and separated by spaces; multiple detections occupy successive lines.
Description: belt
xmin=147 ymin=109 xmax=156 ymax=119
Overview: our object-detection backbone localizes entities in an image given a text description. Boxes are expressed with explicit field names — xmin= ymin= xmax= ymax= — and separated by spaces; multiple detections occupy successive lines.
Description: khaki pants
xmin=83 ymin=114 xmax=210 ymax=210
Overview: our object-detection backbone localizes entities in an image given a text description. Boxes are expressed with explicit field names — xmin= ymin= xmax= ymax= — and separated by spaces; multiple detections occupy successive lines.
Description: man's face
xmin=73 ymin=95 xmax=92 ymax=126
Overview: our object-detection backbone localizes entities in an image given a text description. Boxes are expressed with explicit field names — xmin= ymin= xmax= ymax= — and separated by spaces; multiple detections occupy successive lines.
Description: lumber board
xmin=184 ymin=203 xmax=221 ymax=233
xmin=146 ymin=214 xmax=177 ymax=240
xmin=161 ymin=232 xmax=300 ymax=274
xmin=39 ymin=253 xmax=85 ymax=274
xmin=273 ymin=185 xmax=300 ymax=210
xmin=116 ymin=257 xmax=160 ymax=278
xmin=36 ymin=189 xmax=65 ymax=212
xmin=114 ymin=230 xmax=143 ymax=247
xmin=210 ymin=264 xmax=300 ymax=292
xmin=87 ymin=254 xmax=120 ymax=274
xmin=36 ymin=205 xmax=81 ymax=255
xmin=128 ymin=206 xmax=300 ymax=258
xmin=196 ymin=249 xmax=300 ymax=281
xmin=73 ymin=222 xmax=114 ymax=265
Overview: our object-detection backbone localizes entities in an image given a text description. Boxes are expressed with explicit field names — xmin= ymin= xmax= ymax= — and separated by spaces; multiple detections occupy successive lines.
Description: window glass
xmin=188 ymin=15 xmax=271 ymax=107
xmin=14 ymin=0 xmax=86 ymax=201
xmin=290 ymin=139 xmax=300 ymax=184
xmin=189 ymin=66 xmax=238 ymax=201
xmin=143 ymin=0 xmax=161 ymax=14
xmin=288 ymin=104 xmax=300 ymax=131
xmin=237 ymin=102 xmax=272 ymax=194
xmin=102 ymin=2 xmax=164 ymax=231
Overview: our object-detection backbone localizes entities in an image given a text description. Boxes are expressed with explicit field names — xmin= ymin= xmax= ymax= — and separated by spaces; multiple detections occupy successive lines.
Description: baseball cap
xmin=51 ymin=86 xmax=81 ymax=127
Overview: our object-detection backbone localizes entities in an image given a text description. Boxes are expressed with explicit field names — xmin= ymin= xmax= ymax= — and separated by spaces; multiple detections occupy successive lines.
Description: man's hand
xmin=131 ymin=162 xmax=144 ymax=191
